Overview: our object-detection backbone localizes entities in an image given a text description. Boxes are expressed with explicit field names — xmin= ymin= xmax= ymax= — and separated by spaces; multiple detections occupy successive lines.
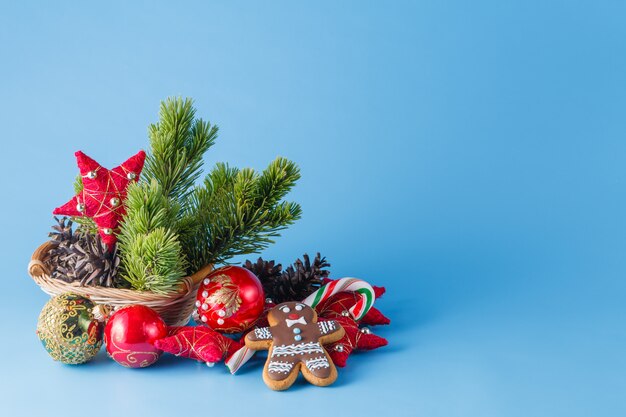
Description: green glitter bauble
xmin=36 ymin=293 xmax=104 ymax=364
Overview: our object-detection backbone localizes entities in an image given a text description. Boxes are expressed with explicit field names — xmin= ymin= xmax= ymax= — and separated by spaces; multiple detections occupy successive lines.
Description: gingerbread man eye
xmin=295 ymin=304 xmax=304 ymax=311
xmin=281 ymin=306 xmax=291 ymax=313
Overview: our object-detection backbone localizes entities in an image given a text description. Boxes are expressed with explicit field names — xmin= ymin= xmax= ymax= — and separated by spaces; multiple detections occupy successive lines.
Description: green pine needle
xmin=116 ymin=96 xmax=302 ymax=288
xmin=117 ymin=180 xmax=186 ymax=292
xmin=143 ymin=97 xmax=218 ymax=204
xmin=118 ymin=227 xmax=186 ymax=294
xmin=180 ymin=157 xmax=302 ymax=273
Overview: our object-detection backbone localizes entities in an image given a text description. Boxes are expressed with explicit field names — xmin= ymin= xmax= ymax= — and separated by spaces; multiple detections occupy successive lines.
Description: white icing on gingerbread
xmin=305 ymin=356 xmax=330 ymax=371
xmin=254 ymin=327 xmax=272 ymax=340
xmin=318 ymin=320 xmax=337 ymax=335
xmin=268 ymin=361 xmax=294 ymax=374
xmin=271 ymin=342 xmax=325 ymax=357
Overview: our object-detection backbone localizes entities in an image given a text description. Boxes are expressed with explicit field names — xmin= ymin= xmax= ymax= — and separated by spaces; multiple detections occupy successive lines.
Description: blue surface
xmin=0 ymin=1 xmax=624 ymax=416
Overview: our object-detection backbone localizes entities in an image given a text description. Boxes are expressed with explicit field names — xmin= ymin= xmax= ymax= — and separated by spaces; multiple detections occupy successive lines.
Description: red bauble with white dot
xmin=195 ymin=266 xmax=265 ymax=334
xmin=104 ymin=305 xmax=168 ymax=368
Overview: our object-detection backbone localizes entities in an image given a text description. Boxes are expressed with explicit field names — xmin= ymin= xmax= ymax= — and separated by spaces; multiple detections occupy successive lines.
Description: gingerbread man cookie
xmin=245 ymin=301 xmax=345 ymax=390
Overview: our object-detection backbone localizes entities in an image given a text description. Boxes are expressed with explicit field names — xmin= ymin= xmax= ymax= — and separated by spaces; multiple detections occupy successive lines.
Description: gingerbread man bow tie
xmin=286 ymin=317 xmax=307 ymax=327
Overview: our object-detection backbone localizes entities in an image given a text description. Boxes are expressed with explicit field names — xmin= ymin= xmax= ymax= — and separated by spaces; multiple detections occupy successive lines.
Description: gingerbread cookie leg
xmin=298 ymin=319 xmax=344 ymax=386
xmin=300 ymin=349 xmax=338 ymax=387
xmin=263 ymin=346 xmax=301 ymax=391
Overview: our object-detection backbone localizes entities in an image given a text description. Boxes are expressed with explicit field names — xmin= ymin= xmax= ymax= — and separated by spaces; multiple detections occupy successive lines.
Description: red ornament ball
xmin=104 ymin=305 xmax=167 ymax=368
xmin=195 ymin=266 xmax=265 ymax=333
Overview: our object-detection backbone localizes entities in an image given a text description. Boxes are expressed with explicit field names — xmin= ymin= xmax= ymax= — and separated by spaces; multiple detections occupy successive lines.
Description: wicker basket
xmin=27 ymin=241 xmax=213 ymax=326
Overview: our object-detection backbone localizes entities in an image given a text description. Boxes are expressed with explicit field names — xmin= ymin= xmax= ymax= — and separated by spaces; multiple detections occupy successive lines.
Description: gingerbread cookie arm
xmin=317 ymin=320 xmax=345 ymax=345
xmin=244 ymin=327 xmax=274 ymax=350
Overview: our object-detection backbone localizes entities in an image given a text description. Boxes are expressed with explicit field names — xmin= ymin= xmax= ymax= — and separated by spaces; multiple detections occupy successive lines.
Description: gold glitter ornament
xmin=36 ymin=293 xmax=104 ymax=364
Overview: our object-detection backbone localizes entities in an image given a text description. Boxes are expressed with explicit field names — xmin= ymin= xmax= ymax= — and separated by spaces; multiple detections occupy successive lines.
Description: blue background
xmin=0 ymin=1 xmax=624 ymax=416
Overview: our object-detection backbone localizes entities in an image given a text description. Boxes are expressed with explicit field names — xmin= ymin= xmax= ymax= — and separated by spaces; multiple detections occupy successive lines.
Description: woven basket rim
xmin=27 ymin=240 xmax=213 ymax=306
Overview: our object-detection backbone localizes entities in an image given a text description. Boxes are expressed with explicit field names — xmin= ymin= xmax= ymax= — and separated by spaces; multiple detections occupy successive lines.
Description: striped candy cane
xmin=302 ymin=277 xmax=375 ymax=321
xmin=225 ymin=346 xmax=255 ymax=374
xmin=226 ymin=277 xmax=376 ymax=373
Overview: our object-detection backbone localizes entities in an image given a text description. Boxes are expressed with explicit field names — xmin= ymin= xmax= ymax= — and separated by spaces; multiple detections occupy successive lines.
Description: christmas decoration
xmin=53 ymin=150 xmax=146 ymax=247
xmin=104 ymin=305 xmax=167 ymax=368
xmin=245 ymin=302 xmax=345 ymax=390
xmin=243 ymin=253 xmax=329 ymax=304
xmin=36 ymin=293 xmax=103 ymax=364
xmin=195 ymin=266 xmax=265 ymax=333
xmin=154 ymin=326 xmax=242 ymax=365
xmin=28 ymin=97 xmax=393 ymax=389
xmin=42 ymin=97 xmax=301 ymax=297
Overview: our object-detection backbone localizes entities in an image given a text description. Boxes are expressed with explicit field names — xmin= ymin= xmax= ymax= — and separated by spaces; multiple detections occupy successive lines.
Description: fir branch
xmin=143 ymin=97 xmax=218 ymax=204
xmin=180 ymin=157 xmax=302 ymax=272
xmin=116 ymin=97 xmax=301 ymax=282
xmin=119 ymin=228 xmax=186 ymax=294
xmin=117 ymin=180 xmax=186 ymax=292
xmin=119 ymin=180 xmax=180 ymax=235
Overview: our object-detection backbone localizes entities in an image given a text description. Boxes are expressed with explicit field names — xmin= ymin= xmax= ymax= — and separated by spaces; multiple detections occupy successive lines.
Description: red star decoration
xmin=154 ymin=326 xmax=242 ymax=363
xmin=53 ymin=150 xmax=146 ymax=246
xmin=315 ymin=282 xmax=390 ymax=367
xmin=321 ymin=316 xmax=388 ymax=367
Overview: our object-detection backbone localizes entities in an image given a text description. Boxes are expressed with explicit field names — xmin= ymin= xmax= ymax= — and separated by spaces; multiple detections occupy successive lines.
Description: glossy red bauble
xmin=104 ymin=305 xmax=168 ymax=368
xmin=195 ymin=266 xmax=265 ymax=333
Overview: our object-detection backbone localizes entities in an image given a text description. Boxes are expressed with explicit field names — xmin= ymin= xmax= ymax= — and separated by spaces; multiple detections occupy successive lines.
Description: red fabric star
xmin=53 ymin=150 xmax=146 ymax=246
xmin=321 ymin=316 xmax=388 ymax=367
xmin=315 ymin=282 xmax=390 ymax=367
xmin=155 ymin=326 xmax=242 ymax=363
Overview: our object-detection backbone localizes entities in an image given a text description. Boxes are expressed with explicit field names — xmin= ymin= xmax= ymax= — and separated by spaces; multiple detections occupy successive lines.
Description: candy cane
xmin=302 ymin=277 xmax=375 ymax=321
xmin=225 ymin=346 xmax=255 ymax=374
xmin=227 ymin=277 xmax=375 ymax=374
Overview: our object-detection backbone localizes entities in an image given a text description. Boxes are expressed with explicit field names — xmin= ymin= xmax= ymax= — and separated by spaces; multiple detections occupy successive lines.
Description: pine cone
xmin=49 ymin=216 xmax=75 ymax=244
xmin=243 ymin=257 xmax=283 ymax=284
xmin=46 ymin=217 xmax=120 ymax=287
xmin=47 ymin=217 xmax=79 ymax=283
xmin=244 ymin=253 xmax=330 ymax=303
xmin=71 ymin=233 xmax=120 ymax=287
